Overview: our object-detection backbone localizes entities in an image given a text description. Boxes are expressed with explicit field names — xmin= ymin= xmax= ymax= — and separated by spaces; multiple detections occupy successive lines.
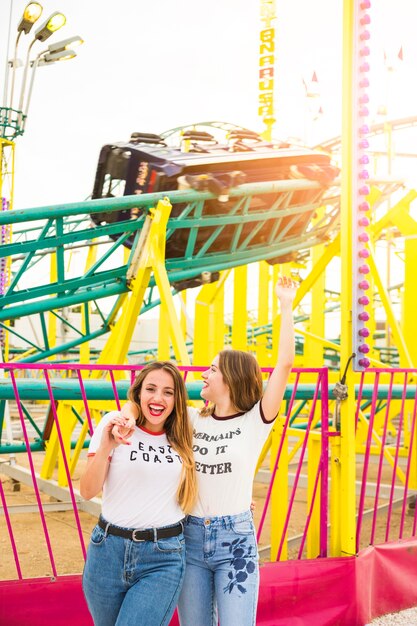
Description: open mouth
xmin=148 ymin=404 xmax=165 ymax=417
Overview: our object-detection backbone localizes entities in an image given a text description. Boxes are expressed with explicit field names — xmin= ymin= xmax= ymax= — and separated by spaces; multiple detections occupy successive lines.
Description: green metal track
xmin=0 ymin=176 xmax=400 ymax=362
xmin=0 ymin=179 xmax=338 ymax=361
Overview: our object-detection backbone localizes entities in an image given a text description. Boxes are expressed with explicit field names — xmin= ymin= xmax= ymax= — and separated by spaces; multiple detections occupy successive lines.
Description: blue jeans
xmin=177 ymin=510 xmax=259 ymax=626
xmin=82 ymin=521 xmax=185 ymax=626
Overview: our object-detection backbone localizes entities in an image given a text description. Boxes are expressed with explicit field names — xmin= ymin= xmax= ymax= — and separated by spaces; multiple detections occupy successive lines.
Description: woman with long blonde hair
xmin=120 ymin=276 xmax=297 ymax=625
xmin=81 ymin=361 xmax=197 ymax=626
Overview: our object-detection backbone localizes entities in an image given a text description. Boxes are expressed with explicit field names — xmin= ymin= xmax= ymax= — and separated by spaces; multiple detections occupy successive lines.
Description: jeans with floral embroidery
xmin=177 ymin=510 xmax=259 ymax=626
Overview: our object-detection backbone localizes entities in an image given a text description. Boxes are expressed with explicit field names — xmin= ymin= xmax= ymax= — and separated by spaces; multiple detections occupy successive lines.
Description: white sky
xmin=1 ymin=0 xmax=417 ymax=211
xmin=2 ymin=0 xmax=417 ymax=347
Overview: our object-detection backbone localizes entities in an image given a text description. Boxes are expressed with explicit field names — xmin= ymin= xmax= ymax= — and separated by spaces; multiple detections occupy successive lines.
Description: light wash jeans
xmin=177 ymin=510 xmax=259 ymax=626
xmin=82 ymin=521 xmax=185 ymax=626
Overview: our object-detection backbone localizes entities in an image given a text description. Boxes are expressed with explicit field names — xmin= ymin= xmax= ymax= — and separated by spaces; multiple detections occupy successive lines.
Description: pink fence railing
xmin=256 ymin=367 xmax=329 ymax=560
xmin=355 ymin=367 xmax=417 ymax=551
xmin=0 ymin=362 xmax=329 ymax=580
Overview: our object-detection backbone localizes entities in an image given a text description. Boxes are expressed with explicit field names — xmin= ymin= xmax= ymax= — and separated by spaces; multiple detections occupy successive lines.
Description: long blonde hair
xmin=200 ymin=349 xmax=263 ymax=416
xmin=128 ymin=362 xmax=197 ymax=513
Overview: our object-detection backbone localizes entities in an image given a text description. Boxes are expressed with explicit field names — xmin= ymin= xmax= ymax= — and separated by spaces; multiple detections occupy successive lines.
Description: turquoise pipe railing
xmin=0 ymin=180 xmax=325 ymax=226
xmin=0 ymin=379 xmax=413 ymax=402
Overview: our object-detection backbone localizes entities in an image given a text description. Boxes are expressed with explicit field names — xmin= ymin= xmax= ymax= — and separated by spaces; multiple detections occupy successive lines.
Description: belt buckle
xmin=132 ymin=529 xmax=145 ymax=542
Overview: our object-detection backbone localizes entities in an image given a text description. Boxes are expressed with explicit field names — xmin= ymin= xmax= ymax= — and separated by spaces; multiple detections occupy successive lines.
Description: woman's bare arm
xmin=261 ymin=276 xmax=297 ymax=422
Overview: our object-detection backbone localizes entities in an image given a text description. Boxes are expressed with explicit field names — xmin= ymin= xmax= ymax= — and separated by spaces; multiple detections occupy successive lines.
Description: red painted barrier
xmin=0 ymin=576 xmax=92 ymax=626
xmin=2 ymin=539 xmax=417 ymax=626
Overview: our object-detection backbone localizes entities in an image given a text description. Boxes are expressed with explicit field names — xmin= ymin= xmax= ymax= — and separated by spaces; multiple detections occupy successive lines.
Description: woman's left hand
xmin=111 ymin=415 xmax=135 ymax=445
xmin=275 ymin=275 xmax=298 ymax=306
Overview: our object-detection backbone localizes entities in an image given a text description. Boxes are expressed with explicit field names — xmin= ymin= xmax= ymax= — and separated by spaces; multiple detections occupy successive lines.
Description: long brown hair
xmin=128 ymin=362 xmax=197 ymax=513
xmin=200 ymin=349 xmax=263 ymax=416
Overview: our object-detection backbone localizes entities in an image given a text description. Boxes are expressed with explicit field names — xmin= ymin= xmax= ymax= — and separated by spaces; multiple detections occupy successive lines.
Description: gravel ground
xmin=367 ymin=607 xmax=417 ymax=625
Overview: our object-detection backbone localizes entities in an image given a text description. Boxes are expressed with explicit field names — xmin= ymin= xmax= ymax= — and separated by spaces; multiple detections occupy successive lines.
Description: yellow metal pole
xmin=403 ymin=238 xmax=417 ymax=486
xmin=303 ymin=209 xmax=326 ymax=368
xmin=180 ymin=291 xmax=187 ymax=338
xmin=48 ymin=254 xmax=58 ymax=354
xmin=338 ymin=0 xmax=357 ymax=557
xmin=271 ymin=265 xmax=280 ymax=363
xmin=232 ymin=265 xmax=248 ymax=350
xmin=367 ymin=238 xmax=377 ymax=366
xmin=402 ymin=238 xmax=417 ymax=366
xmin=307 ymin=432 xmax=322 ymax=558
xmin=193 ymin=275 xmax=227 ymax=365
xmin=0 ymin=138 xmax=15 ymax=361
xmin=158 ymin=303 xmax=171 ymax=360
xmin=329 ymin=434 xmax=342 ymax=556
xmin=80 ymin=244 xmax=98 ymax=364
xmin=270 ymin=419 xmax=288 ymax=561
xmin=256 ymin=261 xmax=270 ymax=366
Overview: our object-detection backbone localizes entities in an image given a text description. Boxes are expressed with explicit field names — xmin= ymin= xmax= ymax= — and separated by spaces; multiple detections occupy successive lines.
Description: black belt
xmin=98 ymin=516 xmax=184 ymax=542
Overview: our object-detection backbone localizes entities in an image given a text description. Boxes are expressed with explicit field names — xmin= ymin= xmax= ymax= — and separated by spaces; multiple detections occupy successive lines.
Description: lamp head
xmin=38 ymin=49 xmax=76 ymax=65
xmin=47 ymin=36 xmax=84 ymax=54
xmin=34 ymin=11 xmax=66 ymax=42
xmin=17 ymin=2 xmax=43 ymax=34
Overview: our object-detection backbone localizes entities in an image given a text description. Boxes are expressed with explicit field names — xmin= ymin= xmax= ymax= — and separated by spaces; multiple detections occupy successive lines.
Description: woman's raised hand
xmin=275 ymin=275 xmax=298 ymax=307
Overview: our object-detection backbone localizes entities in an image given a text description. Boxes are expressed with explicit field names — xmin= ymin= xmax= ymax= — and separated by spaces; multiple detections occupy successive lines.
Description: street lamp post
xmin=0 ymin=3 xmax=84 ymax=363
xmin=5 ymin=2 xmax=43 ymax=115
xmin=24 ymin=36 xmax=83 ymax=122
xmin=1 ymin=3 xmax=83 ymax=140
xmin=16 ymin=11 xmax=66 ymax=127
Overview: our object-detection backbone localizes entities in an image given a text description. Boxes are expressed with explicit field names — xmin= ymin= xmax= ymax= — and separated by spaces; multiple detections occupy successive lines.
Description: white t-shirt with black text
xmin=87 ymin=411 xmax=184 ymax=529
xmin=188 ymin=401 xmax=274 ymax=517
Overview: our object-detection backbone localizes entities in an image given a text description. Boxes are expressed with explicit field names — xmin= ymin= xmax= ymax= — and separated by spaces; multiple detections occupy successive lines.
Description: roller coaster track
xmin=0 ymin=173 xmax=403 ymax=363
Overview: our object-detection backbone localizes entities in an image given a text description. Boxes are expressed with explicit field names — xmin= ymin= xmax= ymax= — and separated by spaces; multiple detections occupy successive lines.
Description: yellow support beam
xmin=293 ymin=234 xmax=340 ymax=308
xmin=303 ymin=209 xmax=326 ymax=367
xmin=42 ymin=198 xmax=192 ymax=484
xmin=158 ymin=303 xmax=171 ymax=360
xmin=256 ymin=261 xmax=270 ymax=366
xmin=232 ymin=265 xmax=248 ymax=350
xmin=80 ymin=243 xmax=98 ymax=364
xmin=48 ymin=255 xmax=57 ymax=355
xmin=271 ymin=265 xmax=280 ymax=363
xmin=372 ymin=190 xmax=417 ymax=239
xmin=368 ymin=247 xmax=413 ymax=368
xmin=296 ymin=328 xmax=340 ymax=353
xmin=338 ymin=0 xmax=356 ymax=558
xmin=0 ymin=138 xmax=15 ymax=361
xmin=270 ymin=419 xmax=288 ymax=561
xmin=193 ymin=273 xmax=228 ymax=366
xmin=307 ymin=432 xmax=322 ymax=558
xmin=180 ymin=291 xmax=187 ymax=338
xmin=329 ymin=434 xmax=342 ymax=556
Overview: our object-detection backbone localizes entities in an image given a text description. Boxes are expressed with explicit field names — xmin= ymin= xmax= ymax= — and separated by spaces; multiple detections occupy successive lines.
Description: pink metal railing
xmin=256 ymin=367 xmax=329 ymax=561
xmin=1 ymin=362 xmax=331 ymax=578
xmin=355 ymin=368 xmax=417 ymax=551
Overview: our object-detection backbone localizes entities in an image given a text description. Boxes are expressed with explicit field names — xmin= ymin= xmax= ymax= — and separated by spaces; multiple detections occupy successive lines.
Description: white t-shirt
xmin=188 ymin=401 xmax=274 ymax=517
xmin=87 ymin=411 xmax=184 ymax=529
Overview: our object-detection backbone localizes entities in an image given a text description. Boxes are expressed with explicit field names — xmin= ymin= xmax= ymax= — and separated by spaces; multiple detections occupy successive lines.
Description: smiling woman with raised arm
xmin=80 ymin=361 xmax=197 ymax=626
xmin=119 ymin=276 xmax=297 ymax=626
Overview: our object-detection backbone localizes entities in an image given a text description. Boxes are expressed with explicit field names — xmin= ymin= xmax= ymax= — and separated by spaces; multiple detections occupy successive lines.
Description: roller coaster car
xmin=91 ymin=125 xmax=339 ymax=288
